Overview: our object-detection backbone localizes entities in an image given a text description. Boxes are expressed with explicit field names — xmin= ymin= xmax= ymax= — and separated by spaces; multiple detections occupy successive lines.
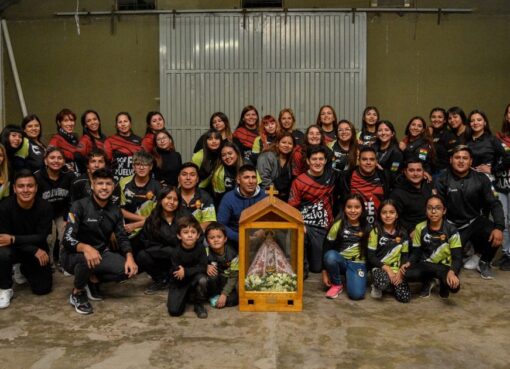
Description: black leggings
xmin=372 ymin=267 xmax=411 ymax=303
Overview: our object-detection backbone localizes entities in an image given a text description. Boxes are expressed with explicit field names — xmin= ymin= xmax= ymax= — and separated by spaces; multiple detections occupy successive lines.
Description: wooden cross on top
xmin=265 ymin=184 xmax=279 ymax=198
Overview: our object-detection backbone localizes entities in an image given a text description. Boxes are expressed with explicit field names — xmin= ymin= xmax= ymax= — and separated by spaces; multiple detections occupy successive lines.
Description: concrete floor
xmin=0 ymin=267 xmax=509 ymax=369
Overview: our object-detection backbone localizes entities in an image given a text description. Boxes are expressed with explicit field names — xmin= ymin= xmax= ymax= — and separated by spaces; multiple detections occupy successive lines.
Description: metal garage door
xmin=160 ymin=12 xmax=366 ymax=160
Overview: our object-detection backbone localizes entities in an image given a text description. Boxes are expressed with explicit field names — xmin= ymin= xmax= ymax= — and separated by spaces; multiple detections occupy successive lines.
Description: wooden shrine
xmin=238 ymin=186 xmax=304 ymax=312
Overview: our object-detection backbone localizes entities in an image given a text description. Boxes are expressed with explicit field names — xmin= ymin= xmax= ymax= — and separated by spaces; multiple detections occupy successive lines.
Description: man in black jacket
xmin=62 ymin=168 xmax=138 ymax=315
xmin=435 ymin=145 xmax=504 ymax=279
xmin=0 ymin=170 xmax=53 ymax=309
xmin=390 ymin=160 xmax=433 ymax=236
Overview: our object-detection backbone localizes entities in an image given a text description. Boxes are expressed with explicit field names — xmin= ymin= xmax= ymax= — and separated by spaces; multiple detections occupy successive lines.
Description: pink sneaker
xmin=325 ymin=284 xmax=343 ymax=299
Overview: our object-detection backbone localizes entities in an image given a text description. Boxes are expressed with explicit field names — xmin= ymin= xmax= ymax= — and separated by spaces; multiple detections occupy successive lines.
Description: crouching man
xmin=61 ymin=168 xmax=138 ymax=315
xmin=0 ymin=170 xmax=53 ymax=309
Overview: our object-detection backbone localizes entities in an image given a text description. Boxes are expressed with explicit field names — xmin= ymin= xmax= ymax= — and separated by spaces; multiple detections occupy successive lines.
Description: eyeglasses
xmin=426 ymin=206 xmax=444 ymax=212
xmin=134 ymin=163 xmax=150 ymax=168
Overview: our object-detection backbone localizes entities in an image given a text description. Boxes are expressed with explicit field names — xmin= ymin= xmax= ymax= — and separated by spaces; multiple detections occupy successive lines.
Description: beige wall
xmin=1 ymin=0 xmax=509 ymax=139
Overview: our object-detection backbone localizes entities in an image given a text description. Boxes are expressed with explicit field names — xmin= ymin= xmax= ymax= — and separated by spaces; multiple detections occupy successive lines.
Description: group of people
xmin=0 ymin=103 xmax=509 ymax=317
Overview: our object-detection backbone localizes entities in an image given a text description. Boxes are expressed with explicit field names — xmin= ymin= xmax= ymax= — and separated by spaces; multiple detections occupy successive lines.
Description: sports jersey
xmin=357 ymin=129 xmax=377 ymax=147
xmin=48 ymin=132 xmax=86 ymax=173
xmin=323 ymin=220 xmax=366 ymax=262
xmin=345 ymin=169 xmax=388 ymax=224
xmin=288 ymin=167 xmax=338 ymax=229
xmin=431 ymin=127 xmax=456 ymax=172
xmin=467 ymin=132 xmax=510 ymax=170
xmin=179 ymin=188 xmax=217 ymax=225
xmin=104 ymin=133 xmax=143 ymax=181
xmin=79 ymin=133 xmax=106 ymax=156
xmin=367 ymin=227 xmax=409 ymax=272
xmin=328 ymin=141 xmax=352 ymax=173
xmin=320 ymin=128 xmax=336 ymax=144
xmin=494 ymin=132 xmax=510 ymax=193
xmin=119 ymin=175 xmax=160 ymax=215
xmin=411 ymin=220 xmax=462 ymax=273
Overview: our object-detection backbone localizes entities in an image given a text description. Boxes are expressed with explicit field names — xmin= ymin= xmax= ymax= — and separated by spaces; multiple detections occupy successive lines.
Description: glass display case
xmin=238 ymin=190 xmax=304 ymax=312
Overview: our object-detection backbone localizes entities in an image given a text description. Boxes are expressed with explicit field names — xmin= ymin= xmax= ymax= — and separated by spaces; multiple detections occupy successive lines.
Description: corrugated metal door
xmin=160 ymin=12 xmax=366 ymax=161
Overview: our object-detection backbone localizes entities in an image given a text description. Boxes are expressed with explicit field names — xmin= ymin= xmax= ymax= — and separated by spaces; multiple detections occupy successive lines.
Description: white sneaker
xmin=0 ymin=289 xmax=14 ymax=309
xmin=13 ymin=264 xmax=27 ymax=285
xmin=463 ymin=254 xmax=480 ymax=270
xmin=370 ymin=285 xmax=382 ymax=299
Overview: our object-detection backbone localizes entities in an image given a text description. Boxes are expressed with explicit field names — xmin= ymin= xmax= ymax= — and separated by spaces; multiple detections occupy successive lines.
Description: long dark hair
xmin=500 ymin=104 xmax=510 ymax=136
xmin=237 ymin=105 xmax=260 ymax=130
xmin=143 ymin=186 xmax=181 ymax=242
xmin=374 ymin=199 xmax=405 ymax=240
xmin=199 ymin=129 xmax=223 ymax=179
xmin=152 ymin=130 xmax=176 ymax=169
xmin=210 ymin=112 xmax=233 ymax=141
xmin=467 ymin=109 xmax=492 ymax=139
xmin=335 ymin=193 xmax=371 ymax=259
xmin=361 ymin=106 xmax=380 ymax=133
xmin=336 ymin=119 xmax=358 ymax=170
xmin=81 ymin=109 xmax=105 ymax=143
xmin=21 ymin=114 xmax=43 ymax=142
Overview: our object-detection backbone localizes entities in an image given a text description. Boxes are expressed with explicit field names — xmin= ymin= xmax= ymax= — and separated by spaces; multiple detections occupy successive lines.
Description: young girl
xmin=316 ymin=105 xmax=337 ymax=144
xmin=322 ymin=194 xmax=370 ymax=300
xmin=494 ymin=103 xmax=510 ymax=270
xmin=328 ymin=119 xmax=358 ymax=174
xmin=257 ymin=131 xmax=295 ymax=201
xmin=367 ymin=200 xmax=410 ymax=303
xmin=211 ymin=142 xmax=244 ymax=205
xmin=48 ymin=108 xmax=86 ymax=174
xmin=278 ymin=108 xmax=304 ymax=146
xmin=79 ymin=110 xmax=106 ymax=155
xmin=152 ymin=130 xmax=182 ymax=188
xmin=233 ymin=105 xmax=260 ymax=165
xmin=21 ymin=114 xmax=46 ymax=173
xmin=429 ymin=107 xmax=456 ymax=178
xmin=358 ymin=106 xmax=380 ymax=147
xmin=191 ymin=129 xmax=223 ymax=192
xmin=0 ymin=144 xmax=9 ymax=201
xmin=142 ymin=111 xmax=166 ymax=153
xmin=402 ymin=195 xmax=462 ymax=299
xmin=104 ymin=112 xmax=143 ymax=181
xmin=251 ymin=114 xmax=281 ymax=162
xmin=374 ymin=120 xmax=403 ymax=175
xmin=399 ymin=116 xmax=434 ymax=181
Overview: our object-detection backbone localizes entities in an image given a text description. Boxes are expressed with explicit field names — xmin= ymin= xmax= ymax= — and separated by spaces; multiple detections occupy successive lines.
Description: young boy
xmin=205 ymin=222 xmax=239 ymax=308
xmin=167 ymin=216 xmax=208 ymax=318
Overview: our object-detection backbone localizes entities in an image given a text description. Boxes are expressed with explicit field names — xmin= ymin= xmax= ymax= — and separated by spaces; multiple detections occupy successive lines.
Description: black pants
xmin=457 ymin=216 xmax=499 ymax=263
xmin=304 ymin=226 xmax=327 ymax=273
xmin=0 ymin=245 xmax=52 ymax=295
xmin=61 ymin=249 xmax=127 ymax=290
xmin=167 ymin=273 xmax=207 ymax=317
xmin=136 ymin=248 xmax=171 ymax=282
xmin=406 ymin=261 xmax=461 ymax=295
xmin=206 ymin=274 xmax=238 ymax=307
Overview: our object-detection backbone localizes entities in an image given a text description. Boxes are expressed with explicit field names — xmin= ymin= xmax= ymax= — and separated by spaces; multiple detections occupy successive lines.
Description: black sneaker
xmin=439 ymin=282 xmax=450 ymax=299
xmin=419 ymin=280 xmax=436 ymax=298
xmin=194 ymin=303 xmax=208 ymax=319
xmin=69 ymin=290 xmax=93 ymax=315
xmin=144 ymin=279 xmax=169 ymax=295
xmin=85 ymin=282 xmax=104 ymax=301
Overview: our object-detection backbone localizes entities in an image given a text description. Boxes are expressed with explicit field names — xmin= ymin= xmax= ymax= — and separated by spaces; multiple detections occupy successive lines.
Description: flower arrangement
xmin=245 ymin=272 xmax=297 ymax=292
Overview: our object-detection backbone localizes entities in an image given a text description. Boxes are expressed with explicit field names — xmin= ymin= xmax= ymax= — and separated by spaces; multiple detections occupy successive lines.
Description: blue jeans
xmin=323 ymin=250 xmax=367 ymax=300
